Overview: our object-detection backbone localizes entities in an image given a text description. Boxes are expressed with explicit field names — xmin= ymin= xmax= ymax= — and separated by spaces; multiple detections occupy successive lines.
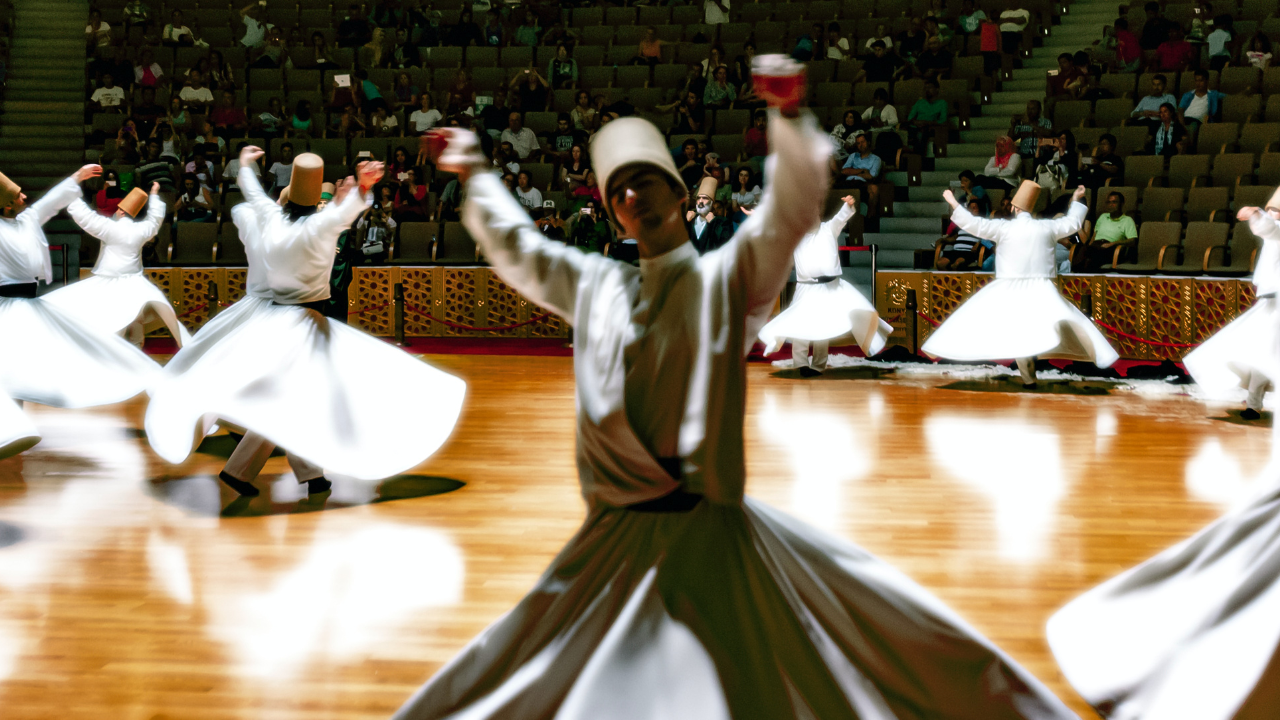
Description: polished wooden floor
xmin=0 ymin=354 xmax=1273 ymax=718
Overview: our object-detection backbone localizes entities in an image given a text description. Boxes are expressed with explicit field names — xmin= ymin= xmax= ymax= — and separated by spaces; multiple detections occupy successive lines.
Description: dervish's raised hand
xmin=357 ymin=160 xmax=385 ymax=191
xmin=843 ymin=195 xmax=857 ymax=211
xmin=150 ymin=182 xmax=160 ymax=194
xmin=1072 ymin=185 xmax=1087 ymax=203
xmin=429 ymin=128 xmax=486 ymax=182
xmin=74 ymin=164 xmax=103 ymax=183
xmin=942 ymin=189 xmax=959 ymax=210
xmin=1238 ymin=206 xmax=1260 ymax=222
xmin=240 ymin=145 xmax=265 ymax=166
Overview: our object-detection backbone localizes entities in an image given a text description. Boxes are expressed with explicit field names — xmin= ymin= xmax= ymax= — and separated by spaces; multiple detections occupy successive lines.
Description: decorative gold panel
xmin=1101 ymin=276 xmax=1149 ymax=360
xmin=224 ymin=269 xmax=248 ymax=305
xmin=400 ymin=267 xmax=438 ymax=336
xmin=483 ymin=270 xmax=525 ymax=337
xmin=527 ymin=301 xmax=568 ymax=338
xmin=1194 ymin=280 xmax=1236 ymax=343
xmin=442 ymin=268 xmax=480 ymax=337
xmin=351 ymin=267 xmax=394 ymax=335
xmin=177 ymin=269 xmax=217 ymax=333
xmin=1059 ymin=275 xmax=1091 ymax=313
xmin=1147 ymin=278 xmax=1185 ymax=361
xmin=1240 ymin=283 xmax=1257 ymax=313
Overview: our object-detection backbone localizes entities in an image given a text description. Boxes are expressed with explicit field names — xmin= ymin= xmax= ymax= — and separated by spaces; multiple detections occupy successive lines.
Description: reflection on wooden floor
xmin=0 ymin=354 xmax=1274 ymax=718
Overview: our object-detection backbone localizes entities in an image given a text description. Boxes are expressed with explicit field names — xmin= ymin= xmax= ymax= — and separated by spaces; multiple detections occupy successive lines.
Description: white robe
xmin=43 ymin=196 xmax=192 ymax=346
xmin=144 ymin=168 xmax=467 ymax=480
xmin=391 ymin=112 xmax=1075 ymax=720
xmin=1183 ymin=212 xmax=1280 ymax=399
xmin=922 ymin=204 xmax=1119 ymax=367
xmin=0 ymin=176 xmax=156 ymax=409
xmin=757 ymin=202 xmax=891 ymax=356
xmin=0 ymin=391 xmax=38 ymax=460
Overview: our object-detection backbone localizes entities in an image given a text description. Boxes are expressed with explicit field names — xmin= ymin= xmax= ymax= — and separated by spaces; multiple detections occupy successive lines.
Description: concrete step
xmin=933 ymin=156 xmax=989 ymax=173
xmin=1012 ymin=67 xmax=1048 ymax=81
xmin=885 ymin=171 xmax=910 ymax=186
xmin=11 ymin=40 xmax=85 ymax=52
xmin=8 ymin=76 xmax=84 ymax=89
xmin=876 ymin=249 xmax=919 ymax=268
xmin=1 ymin=150 xmax=85 ymax=165
xmin=3 ymin=113 xmax=83 ymax=127
xmin=920 ymin=171 xmax=960 ymax=185
xmin=944 ymin=142 xmax=993 ymax=157
xmin=992 ymin=90 xmax=1044 ymax=105
xmin=1 ymin=100 xmax=83 ymax=113
xmin=880 ymin=217 xmax=945 ymax=233
xmin=970 ymin=115 xmax=1013 ymax=130
xmin=962 ymin=128 xmax=1007 ymax=143
xmin=908 ymin=186 xmax=956 ymax=201
xmin=864 ymin=232 xmax=939 ymax=251
xmin=985 ymin=102 xmax=1031 ymax=117
xmin=1002 ymin=79 xmax=1044 ymax=93
xmin=893 ymin=201 xmax=950 ymax=217
xmin=0 ymin=135 xmax=84 ymax=151
xmin=6 ymin=89 xmax=85 ymax=103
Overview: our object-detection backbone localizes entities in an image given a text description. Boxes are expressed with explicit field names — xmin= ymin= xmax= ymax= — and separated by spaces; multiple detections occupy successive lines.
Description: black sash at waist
xmin=796 ymin=275 xmax=840 ymax=285
xmin=0 ymin=283 xmax=38 ymax=299
xmin=626 ymin=457 xmax=704 ymax=513
xmin=271 ymin=298 xmax=328 ymax=313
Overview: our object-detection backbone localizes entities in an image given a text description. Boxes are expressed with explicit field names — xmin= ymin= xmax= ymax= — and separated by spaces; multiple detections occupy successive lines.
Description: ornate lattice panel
xmin=351 ymin=268 xmax=394 ymax=335
xmin=482 ymin=270 xmax=526 ymax=337
xmin=1058 ymin=275 xmax=1092 ymax=313
xmin=928 ymin=273 xmax=967 ymax=324
xmin=1147 ymin=278 xmax=1188 ymax=361
xmin=442 ymin=268 xmax=480 ymax=337
xmin=224 ymin=269 xmax=248 ymax=305
xmin=526 ymin=300 xmax=568 ymax=338
xmin=1194 ymin=280 xmax=1237 ymax=343
xmin=177 ymin=269 xmax=217 ymax=333
xmin=1239 ymin=282 xmax=1257 ymax=313
xmin=1101 ymin=276 xmax=1149 ymax=359
xmin=401 ymin=267 xmax=439 ymax=336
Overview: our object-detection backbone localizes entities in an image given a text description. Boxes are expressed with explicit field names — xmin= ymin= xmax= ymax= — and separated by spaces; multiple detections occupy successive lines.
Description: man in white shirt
xmin=91 ymin=74 xmax=127 ymax=112
xmin=704 ymin=0 xmax=729 ymax=25
xmin=267 ymin=142 xmax=295 ymax=195
xmin=409 ymin=100 xmax=443 ymax=134
xmin=499 ymin=112 xmax=541 ymax=160
xmin=999 ymin=7 xmax=1030 ymax=54
xmin=178 ymin=70 xmax=214 ymax=113
xmin=236 ymin=3 xmax=268 ymax=49
xmin=221 ymin=142 xmax=263 ymax=192
xmin=825 ymin=23 xmax=850 ymax=60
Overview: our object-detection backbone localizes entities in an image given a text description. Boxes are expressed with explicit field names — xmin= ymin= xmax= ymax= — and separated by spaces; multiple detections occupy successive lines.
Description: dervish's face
xmin=606 ymin=165 xmax=685 ymax=238
xmin=695 ymin=194 xmax=713 ymax=216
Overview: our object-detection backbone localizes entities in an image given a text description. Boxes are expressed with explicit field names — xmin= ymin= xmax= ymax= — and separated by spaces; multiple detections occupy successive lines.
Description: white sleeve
xmin=950 ymin=204 xmax=1010 ymax=244
xmin=1044 ymin=201 xmax=1088 ymax=240
xmin=66 ymin=198 xmax=115 ymax=240
xmin=135 ymin=194 xmax=166 ymax=242
xmin=821 ymin=202 xmax=856 ymax=238
xmin=27 ymin=175 xmax=83 ymax=226
xmin=1248 ymin=213 xmax=1280 ymax=242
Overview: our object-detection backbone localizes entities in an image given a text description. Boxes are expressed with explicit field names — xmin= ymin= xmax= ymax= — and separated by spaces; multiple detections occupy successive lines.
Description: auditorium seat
xmin=1160 ymin=222 xmax=1227 ymax=274
xmin=172 ymin=223 xmax=218 ymax=265
xmin=1116 ymin=221 xmax=1180 ymax=274
xmin=396 ymin=222 xmax=435 ymax=264
xmin=1186 ymin=187 xmax=1230 ymax=223
xmin=1207 ymin=223 xmax=1261 ymax=276
xmin=435 ymin=222 xmax=479 ymax=264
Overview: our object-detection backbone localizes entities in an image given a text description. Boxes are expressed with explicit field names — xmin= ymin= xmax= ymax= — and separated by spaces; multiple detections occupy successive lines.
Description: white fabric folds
xmin=0 ymin=392 xmax=38 ymax=460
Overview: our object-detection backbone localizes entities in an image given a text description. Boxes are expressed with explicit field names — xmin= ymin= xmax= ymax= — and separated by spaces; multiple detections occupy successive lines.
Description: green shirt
xmin=908 ymin=97 xmax=948 ymax=123
xmin=1094 ymin=213 xmax=1138 ymax=244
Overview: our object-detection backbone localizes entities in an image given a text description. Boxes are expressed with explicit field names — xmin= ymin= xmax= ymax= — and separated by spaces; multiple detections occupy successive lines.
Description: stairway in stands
xmin=868 ymin=0 xmax=1115 ymax=269
xmin=0 ymin=0 xmax=87 ymax=283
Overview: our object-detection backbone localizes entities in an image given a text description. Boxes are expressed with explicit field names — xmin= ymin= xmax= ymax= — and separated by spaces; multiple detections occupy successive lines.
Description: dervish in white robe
xmin=757 ymin=196 xmax=890 ymax=373
xmin=144 ymin=152 xmax=466 ymax=496
xmin=43 ymin=188 xmax=192 ymax=347
xmin=922 ymin=186 xmax=1119 ymax=385
xmin=1183 ymin=204 xmax=1280 ymax=419
xmin=392 ymin=105 xmax=1076 ymax=717
xmin=0 ymin=167 xmax=156 ymax=460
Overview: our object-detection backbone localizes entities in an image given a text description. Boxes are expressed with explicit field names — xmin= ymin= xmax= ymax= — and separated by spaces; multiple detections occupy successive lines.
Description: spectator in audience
xmin=702 ymin=151 xmax=726 ymax=188
xmin=500 ymin=111 xmax=540 ymax=160
xmin=332 ymin=102 xmax=368 ymax=139
xmin=569 ymin=198 xmax=612 ymax=253
xmin=184 ymin=143 xmax=216 ymax=185
xmin=560 ymin=143 xmax=591 ymax=192
xmin=1138 ymin=2 xmax=1173 ymax=54
xmin=307 ymin=32 xmax=339 ymax=70
xmin=195 ymin=121 xmax=226 ymax=156
xmin=351 ymin=187 xmax=395 ymax=264
xmin=388 ymin=27 xmax=422 ymax=68
xmin=859 ymin=41 xmax=906 ymax=84
xmin=1150 ymin=102 xmax=1189 ymax=156
xmin=509 ymin=68 xmax=550 ymax=112
xmin=839 ymin=132 xmax=882 ymax=215
xmin=1206 ymin=15 xmax=1235 ymax=71
xmin=371 ymin=0 xmax=404 ymax=30
xmin=898 ymin=16 xmax=927 ymax=60
xmin=409 ymin=93 xmax=443 ymax=135
xmin=975 ymin=135 xmax=1021 ymax=190
xmin=825 ymin=23 xmax=851 ymax=60
xmin=1034 ymin=130 xmax=1080 ymax=202
xmin=705 ymin=0 xmax=730 ymax=26
xmin=954 ymin=169 xmax=986 ymax=206
xmin=95 ymin=169 xmax=126 ymax=216
xmin=481 ymin=9 xmax=504 ymax=47
xmin=386 ymin=146 xmax=412 ymax=188
xmin=161 ymin=10 xmax=194 ymax=46
xmin=1097 ymin=17 xmax=1141 ymax=72
xmin=286 ymin=99 xmax=314 ymax=138
xmin=956 ymin=0 xmax=986 ymax=49
xmin=131 ymin=86 xmax=165 ymax=139
xmin=437 ymin=174 xmax=466 ymax=221
xmin=178 ymin=70 xmax=214 ymax=114
xmin=92 ymin=74 xmax=127 ymax=113
xmin=729 ymin=166 xmax=762 ymax=223
xmin=998 ymin=5 xmax=1030 ymax=56
xmin=1246 ymin=32 xmax=1273 ymax=69
xmin=123 ymin=0 xmax=151 ymax=35
xmin=338 ymin=3 xmax=374 ymax=47
xmin=478 ymin=87 xmax=512 ymax=136
xmin=184 ymin=57 xmax=212 ymax=88
xmin=92 ymin=45 xmax=131 ymax=91
xmin=633 ymin=26 xmax=665 ymax=67
xmin=1078 ymin=190 xmax=1137 ymax=271
xmin=164 ymin=95 xmax=191 ymax=138
xmin=915 ymin=35 xmax=953 ymax=82
xmin=703 ymin=65 xmax=737 ymax=109
xmin=686 ymin=177 xmax=734 ymax=252
xmin=359 ymin=27 xmax=386 ymax=69
xmin=830 ymin=109 xmax=864 ymax=166
xmin=221 ymin=141 xmax=261 ymax=193
xmin=446 ymin=68 xmax=477 ymax=116
xmin=863 ymin=24 xmax=894 ymax=54
xmin=513 ymin=10 xmax=541 ymax=47
xmin=1179 ymin=69 xmax=1224 ymax=130
xmin=569 ymin=168 xmax=603 ymax=210
xmin=447 ymin=9 xmax=483 ymax=48
xmin=993 ymin=193 xmax=1015 ymax=219
xmin=675 ymin=138 xmax=704 ymax=190
xmin=1082 ymin=133 xmax=1124 ymax=189
xmin=394 ymin=167 xmax=431 ymax=222
xmin=534 ymin=209 xmax=568 ymax=241
xmin=862 ymin=88 xmax=902 ymax=161
xmin=662 ymin=90 xmax=705 ymax=135
xmin=1130 ymin=74 xmax=1176 ymax=134
xmin=936 ymin=197 xmax=991 ymax=270
xmin=1151 ymin=25 xmax=1195 ymax=72
xmin=924 ymin=16 xmax=953 ymax=48
xmin=906 ymin=79 xmax=947 ymax=155
xmin=501 ymin=172 xmax=517 ymax=194
xmin=1044 ymin=53 xmax=1079 ymax=118
xmin=86 ymin=8 xmax=112 ymax=51
xmin=678 ymin=62 xmax=709 ymax=101
xmin=209 ymin=90 xmax=248 ymax=140
xmin=741 ymin=110 xmax=769 ymax=173
xmin=134 ymin=48 xmax=164 ymax=89
xmin=569 ymin=89 xmax=596 ymax=132
xmin=173 ymin=172 xmax=214 ymax=222
xmin=356 ymin=70 xmax=384 ymax=111
xmin=546 ymin=114 xmax=585 ymax=162
xmin=207 ymin=50 xmax=236 ymax=92
xmin=111 ymin=129 xmax=142 ymax=165
xmin=699 ymin=46 xmax=728 ymax=81
xmin=266 ymin=142 xmax=294 ymax=195
xmin=371 ymin=105 xmax=399 ymax=137
xmin=137 ymin=141 xmax=177 ymax=196
xmin=514 ymin=170 xmax=544 ymax=212
xmin=548 ymin=44 xmax=577 ymax=90
xmin=236 ymin=2 xmax=270 ymax=50
xmin=390 ymin=72 xmax=419 ymax=113
xmin=540 ymin=20 xmax=578 ymax=51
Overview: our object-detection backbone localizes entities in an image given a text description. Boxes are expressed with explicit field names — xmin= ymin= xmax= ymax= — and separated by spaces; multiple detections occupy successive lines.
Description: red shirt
xmin=1155 ymin=39 xmax=1195 ymax=71
xmin=209 ymin=106 xmax=246 ymax=128
xmin=980 ymin=21 xmax=999 ymax=52
xmin=1047 ymin=67 xmax=1080 ymax=95
xmin=744 ymin=127 xmax=769 ymax=157
xmin=1115 ymin=29 xmax=1140 ymax=64
xmin=95 ymin=189 xmax=122 ymax=216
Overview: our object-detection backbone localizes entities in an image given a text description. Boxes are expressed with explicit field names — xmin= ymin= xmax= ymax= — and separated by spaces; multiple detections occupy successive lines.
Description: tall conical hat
xmin=1267 ymin=186 xmax=1280 ymax=211
xmin=696 ymin=175 xmax=719 ymax=199
xmin=320 ymin=182 xmax=337 ymax=200
xmin=589 ymin=117 xmax=686 ymax=222
xmin=286 ymin=153 xmax=325 ymax=206
xmin=1011 ymin=180 xmax=1041 ymax=213
xmin=0 ymin=170 xmax=21 ymax=208
xmin=117 ymin=187 xmax=149 ymax=218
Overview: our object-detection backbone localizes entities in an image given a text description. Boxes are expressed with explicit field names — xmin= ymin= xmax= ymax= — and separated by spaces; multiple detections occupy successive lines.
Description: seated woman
xmin=1151 ymin=102 xmax=1189 ymax=156
xmin=559 ymin=143 xmax=590 ymax=192
xmin=728 ymin=165 xmax=762 ymax=225
xmin=1035 ymin=130 xmax=1082 ymax=216
xmin=702 ymin=64 xmax=737 ymax=110
xmin=973 ymin=136 xmax=1021 ymax=191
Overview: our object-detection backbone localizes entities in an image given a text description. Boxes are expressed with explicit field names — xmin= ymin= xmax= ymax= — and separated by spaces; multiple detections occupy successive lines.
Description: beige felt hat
xmin=0 ymin=170 xmax=21 ymax=208
xmin=1011 ymin=180 xmax=1041 ymax=213
xmin=589 ymin=117 xmax=686 ymax=221
xmin=286 ymin=153 xmax=325 ymax=206
xmin=117 ymin=187 xmax=149 ymax=218
xmin=1266 ymin=186 xmax=1280 ymax=211
xmin=320 ymin=182 xmax=336 ymax=200
xmin=696 ymin=175 xmax=718 ymax=200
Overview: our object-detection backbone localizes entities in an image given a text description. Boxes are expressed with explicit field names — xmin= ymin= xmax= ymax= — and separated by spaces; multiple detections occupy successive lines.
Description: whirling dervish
xmin=757 ymin=194 xmax=890 ymax=375
xmin=0 ymin=164 xmax=157 ymax=460
xmin=144 ymin=147 xmax=466 ymax=497
xmin=392 ymin=56 xmax=1076 ymax=720
xmin=1183 ymin=190 xmax=1280 ymax=420
xmin=923 ymin=180 xmax=1119 ymax=386
xmin=43 ymin=182 xmax=191 ymax=347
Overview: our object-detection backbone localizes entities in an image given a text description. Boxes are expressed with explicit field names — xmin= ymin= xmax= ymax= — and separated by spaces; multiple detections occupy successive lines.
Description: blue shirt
xmin=841 ymin=151 xmax=882 ymax=182
xmin=1132 ymin=92 xmax=1177 ymax=117
xmin=1179 ymin=89 xmax=1225 ymax=122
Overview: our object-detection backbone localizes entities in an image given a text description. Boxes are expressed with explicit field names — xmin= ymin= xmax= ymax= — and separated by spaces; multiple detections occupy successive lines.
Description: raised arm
xmin=135 ymin=189 xmax=166 ymax=241
xmin=28 ymin=165 xmax=101 ymax=226
xmin=65 ymin=198 xmax=116 ymax=240
xmin=820 ymin=197 xmax=856 ymax=239
xmin=236 ymin=147 xmax=277 ymax=217
xmin=1045 ymin=200 xmax=1088 ymax=240
xmin=300 ymin=175 xmax=371 ymax=254
xmin=1244 ymin=208 xmax=1280 ymax=243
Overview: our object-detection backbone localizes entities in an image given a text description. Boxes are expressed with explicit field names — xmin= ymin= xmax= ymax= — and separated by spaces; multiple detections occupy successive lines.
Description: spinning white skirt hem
xmin=921 ymin=277 xmax=1119 ymax=367
xmin=0 ymin=393 xmax=39 ymax=460
xmin=1183 ymin=297 xmax=1279 ymax=398
xmin=42 ymin=273 xmax=192 ymax=346
xmin=144 ymin=296 xmax=466 ymax=480
xmin=0 ymin=296 xmax=157 ymax=408
xmin=758 ymin=279 xmax=891 ymax=356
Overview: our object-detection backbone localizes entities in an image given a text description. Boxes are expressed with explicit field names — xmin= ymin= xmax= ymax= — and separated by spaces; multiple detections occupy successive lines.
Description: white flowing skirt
xmin=921 ymin=277 xmax=1119 ymax=367
xmin=1183 ymin=297 xmax=1280 ymax=398
xmin=42 ymin=273 xmax=192 ymax=346
xmin=144 ymin=296 xmax=466 ymax=480
xmin=1047 ymin=479 xmax=1280 ymax=720
xmin=758 ymin=279 xmax=891 ymax=357
xmin=0 ymin=392 xmax=39 ymax=460
xmin=393 ymin=497 xmax=1076 ymax=720
xmin=0 ymin=296 xmax=157 ymax=408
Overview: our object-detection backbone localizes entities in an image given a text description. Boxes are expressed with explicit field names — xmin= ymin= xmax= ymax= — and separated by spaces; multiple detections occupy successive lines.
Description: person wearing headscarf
xmin=973 ymin=135 xmax=1022 ymax=192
